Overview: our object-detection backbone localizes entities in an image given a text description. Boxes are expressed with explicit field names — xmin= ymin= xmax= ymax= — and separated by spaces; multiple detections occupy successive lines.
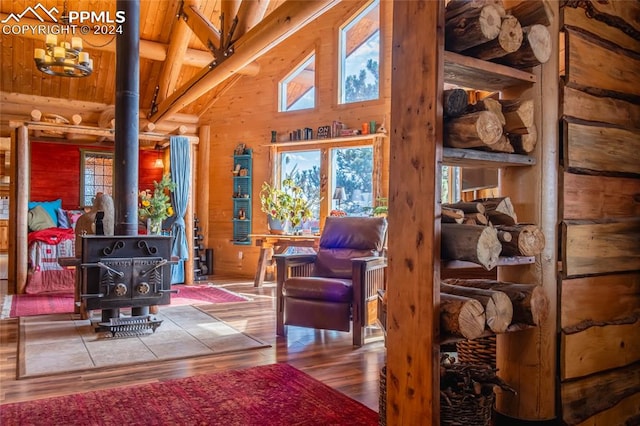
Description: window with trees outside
xmin=80 ymin=150 xmax=113 ymax=207
xmin=278 ymin=144 xmax=375 ymax=231
xmin=339 ymin=0 xmax=380 ymax=104
xmin=279 ymin=53 xmax=316 ymax=112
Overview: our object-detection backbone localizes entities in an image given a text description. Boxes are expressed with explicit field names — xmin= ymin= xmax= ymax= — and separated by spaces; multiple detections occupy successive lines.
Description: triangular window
xmin=279 ymin=53 xmax=316 ymax=112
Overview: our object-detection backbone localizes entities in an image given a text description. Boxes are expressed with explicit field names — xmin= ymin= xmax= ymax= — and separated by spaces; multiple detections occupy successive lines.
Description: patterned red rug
xmin=0 ymin=363 xmax=378 ymax=425
xmin=3 ymin=285 xmax=250 ymax=319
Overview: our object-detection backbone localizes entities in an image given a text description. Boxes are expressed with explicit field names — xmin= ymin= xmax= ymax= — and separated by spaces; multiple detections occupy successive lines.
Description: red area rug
xmin=0 ymin=363 xmax=378 ymax=425
xmin=3 ymin=285 xmax=249 ymax=319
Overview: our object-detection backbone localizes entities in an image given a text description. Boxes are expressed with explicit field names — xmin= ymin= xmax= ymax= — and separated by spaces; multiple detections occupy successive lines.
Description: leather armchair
xmin=275 ymin=216 xmax=387 ymax=346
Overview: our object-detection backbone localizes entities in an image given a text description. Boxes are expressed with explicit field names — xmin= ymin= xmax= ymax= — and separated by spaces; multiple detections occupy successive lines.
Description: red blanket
xmin=28 ymin=227 xmax=75 ymax=246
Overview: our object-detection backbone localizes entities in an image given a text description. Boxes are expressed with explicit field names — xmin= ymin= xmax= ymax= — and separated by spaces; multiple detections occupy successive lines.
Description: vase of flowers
xmin=139 ymin=174 xmax=176 ymax=235
xmin=260 ymin=172 xmax=314 ymax=235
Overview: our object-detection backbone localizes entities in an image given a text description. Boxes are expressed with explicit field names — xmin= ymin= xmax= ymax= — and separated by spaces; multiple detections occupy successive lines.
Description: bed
xmin=25 ymin=200 xmax=83 ymax=294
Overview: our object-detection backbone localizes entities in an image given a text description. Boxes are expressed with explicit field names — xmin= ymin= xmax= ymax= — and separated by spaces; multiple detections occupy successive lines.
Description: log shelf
xmin=439 ymin=323 xmax=536 ymax=346
xmin=442 ymin=255 xmax=535 ymax=270
xmin=443 ymin=147 xmax=535 ymax=168
xmin=444 ymin=50 xmax=536 ymax=91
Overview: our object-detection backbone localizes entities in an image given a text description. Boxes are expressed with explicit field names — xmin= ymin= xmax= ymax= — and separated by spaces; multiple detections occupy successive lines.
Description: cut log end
xmin=485 ymin=292 xmax=514 ymax=333
xmin=458 ymin=298 xmax=487 ymax=339
xmin=498 ymin=15 xmax=523 ymax=54
xmin=531 ymin=285 xmax=549 ymax=325
xmin=476 ymin=226 xmax=501 ymax=270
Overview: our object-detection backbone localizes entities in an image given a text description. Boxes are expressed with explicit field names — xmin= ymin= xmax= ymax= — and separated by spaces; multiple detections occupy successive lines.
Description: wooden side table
xmin=249 ymin=234 xmax=320 ymax=287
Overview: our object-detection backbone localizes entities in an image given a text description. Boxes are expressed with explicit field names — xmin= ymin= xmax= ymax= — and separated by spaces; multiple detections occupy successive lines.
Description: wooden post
xmin=15 ymin=126 xmax=29 ymax=293
xmin=495 ymin=1 xmax=558 ymax=420
xmin=387 ymin=1 xmax=442 ymax=423
xmin=184 ymin=143 xmax=196 ymax=285
xmin=196 ymin=125 xmax=210 ymax=248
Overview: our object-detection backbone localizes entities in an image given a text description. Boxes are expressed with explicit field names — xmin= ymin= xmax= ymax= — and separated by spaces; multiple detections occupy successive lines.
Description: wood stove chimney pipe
xmin=114 ymin=0 xmax=140 ymax=235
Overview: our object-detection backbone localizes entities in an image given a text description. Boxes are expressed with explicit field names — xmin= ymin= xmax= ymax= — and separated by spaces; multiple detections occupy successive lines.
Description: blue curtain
xmin=170 ymin=136 xmax=191 ymax=284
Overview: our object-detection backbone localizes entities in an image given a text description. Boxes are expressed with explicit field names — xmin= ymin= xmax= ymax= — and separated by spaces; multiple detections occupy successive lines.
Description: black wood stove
xmin=80 ymin=235 xmax=174 ymax=330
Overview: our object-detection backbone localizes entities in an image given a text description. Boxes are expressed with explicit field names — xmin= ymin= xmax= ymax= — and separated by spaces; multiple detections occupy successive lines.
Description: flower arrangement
xmin=260 ymin=173 xmax=314 ymax=229
xmin=139 ymin=174 xmax=176 ymax=232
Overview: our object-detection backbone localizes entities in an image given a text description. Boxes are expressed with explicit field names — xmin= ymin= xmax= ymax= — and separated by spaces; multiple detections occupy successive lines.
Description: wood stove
xmin=80 ymin=235 xmax=174 ymax=324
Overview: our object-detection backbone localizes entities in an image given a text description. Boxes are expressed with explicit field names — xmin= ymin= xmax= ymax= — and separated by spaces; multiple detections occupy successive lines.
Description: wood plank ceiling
xmin=0 ymin=0 xmax=286 ymax=120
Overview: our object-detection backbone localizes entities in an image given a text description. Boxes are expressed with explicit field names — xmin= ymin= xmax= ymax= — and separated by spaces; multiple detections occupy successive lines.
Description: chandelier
xmin=33 ymin=6 xmax=92 ymax=77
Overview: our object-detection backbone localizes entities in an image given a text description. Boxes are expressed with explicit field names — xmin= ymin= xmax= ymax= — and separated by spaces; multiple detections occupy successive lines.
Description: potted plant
xmin=260 ymin=173 xmax=314 ymax=234
xmin=138 ymin=173 xmax=176 ymax=234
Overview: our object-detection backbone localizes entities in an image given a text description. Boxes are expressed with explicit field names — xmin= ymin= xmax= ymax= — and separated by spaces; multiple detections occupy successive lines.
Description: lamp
xmin=154 ymin=150 xmax=164 ymax=168
xmin=33 ymin=3 xmax=92 ymax=77
xmin=332 ymin=186 xmax=346 ymax=210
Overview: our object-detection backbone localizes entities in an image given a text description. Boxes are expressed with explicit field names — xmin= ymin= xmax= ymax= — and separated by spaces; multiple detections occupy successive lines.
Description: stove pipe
xmin=114 ymin=0 xmax=140 ymax=236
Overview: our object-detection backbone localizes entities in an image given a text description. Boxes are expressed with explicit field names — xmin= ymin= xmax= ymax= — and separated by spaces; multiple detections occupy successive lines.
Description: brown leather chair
xmin=275 ymin=216 xmax=387 ymax=346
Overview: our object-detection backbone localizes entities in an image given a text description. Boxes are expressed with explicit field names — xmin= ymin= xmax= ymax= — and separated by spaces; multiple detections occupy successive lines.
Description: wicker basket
xmin=441 ymin=390 xmax=494 ymax=426
xmin=456 ymin=335 xmax=496 ymax=368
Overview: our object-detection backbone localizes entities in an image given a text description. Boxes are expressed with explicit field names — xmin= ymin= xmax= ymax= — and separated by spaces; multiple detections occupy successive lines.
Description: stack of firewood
xmin=444 ymin=89 xmax=537 ymax=154
xmin=445 ymin=0 xmax=552 ymax=69
xmin=439 ymin=277 xmax=549 ymax=340
xmin=443 ymin=0 xmax=552 ymax=154
xmin=441 ymin=197 xmax=545 ymax=270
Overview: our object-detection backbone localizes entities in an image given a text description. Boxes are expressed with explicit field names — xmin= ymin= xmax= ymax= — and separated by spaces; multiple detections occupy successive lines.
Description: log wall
xmin=559 ymin=2 xmax=640 ymax=424
xmin=199 ymin=1 xmax=392 ymax=278
xmin=29 ymin=141 xmax=162 ymax=209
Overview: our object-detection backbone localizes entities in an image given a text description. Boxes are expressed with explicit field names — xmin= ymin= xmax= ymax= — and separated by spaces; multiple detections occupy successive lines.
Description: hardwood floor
xmin=0 ymin=278 xmax=386 ymax=412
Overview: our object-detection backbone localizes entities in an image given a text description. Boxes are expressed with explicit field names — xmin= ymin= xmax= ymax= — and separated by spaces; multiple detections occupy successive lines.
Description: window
xmin=80 ymin=150 xmax=113 ymax=206
xmin=279 ymin=53 xmax=316 ymax=112
xmin=331 ymin=146 xmax=373 ymax=216
xmin=441 ymin=165 xmax=461 ymax=204
xmin=339 ymin=0 xmax=380 ymax=104
xmin=273 ymin=141 xmax=377 ymax=230
xmin=279 ymin=150 xmax=321 ymax=229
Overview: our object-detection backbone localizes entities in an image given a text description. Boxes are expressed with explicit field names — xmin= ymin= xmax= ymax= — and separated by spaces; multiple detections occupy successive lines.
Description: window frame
xmin=278 ymin=52 xmax=317 ymax=113
xmin=338 ymin=0 xmax=381 ymax=105
xmin=79 ymin=149 xmax=114 ymax=208
xmin=270 ymin=136 xmax=384 ymax=228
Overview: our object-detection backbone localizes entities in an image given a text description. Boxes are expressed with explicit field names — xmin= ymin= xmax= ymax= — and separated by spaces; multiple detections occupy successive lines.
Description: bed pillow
xmin=28 ymin=199 xmax=62 ymax=227
xmin=66 ymin=209 xmax=84 ymax=230
xmin=57 ymin=208 xmax=71 ymax=229
xmin=28 ymin=205 xmax=56 ymax=231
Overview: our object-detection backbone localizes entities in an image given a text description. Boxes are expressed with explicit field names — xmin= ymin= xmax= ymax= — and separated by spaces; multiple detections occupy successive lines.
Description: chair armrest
xmin=273 ymin=253 xmax=317 ymax=269
xmin=352 ymin=256 xmax=387 ymax=271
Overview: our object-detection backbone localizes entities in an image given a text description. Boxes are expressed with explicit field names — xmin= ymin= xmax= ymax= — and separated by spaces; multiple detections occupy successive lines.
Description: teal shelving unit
xmin=232 ymin=149 xmax=252 ymax=245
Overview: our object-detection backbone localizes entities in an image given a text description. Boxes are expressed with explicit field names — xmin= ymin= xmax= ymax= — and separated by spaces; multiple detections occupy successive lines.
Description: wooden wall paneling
xmin=561 ymin=5 xmax=640 ymax=57
xmin=564 ymin=29 xmax=640 ymax=101
xmin=1 ymin=35 xmax=12 ymax=93
xmin=561 ymin=322 xmax=640 ymax=380
xmin=561 ymin=363 xmax=640 ymax=425
xmin=561 ymin=273 xmax=640 ymax=334
xmin=201 ymin=0 xmax=392 ymax=278
xmin=562 ymin=219 xmax=640 ymax=277
xmin=562 ymin=120 xmax=640 ymax=175
xmin=560 ymin=83 xmax=640 ymax=129
xmin=573 ymin=392 xmax=640 ymax=426
xmin=562 ymin=172 xmax=640 ymax=220
xmin=386 ymin=0 xmax=440 ymax=423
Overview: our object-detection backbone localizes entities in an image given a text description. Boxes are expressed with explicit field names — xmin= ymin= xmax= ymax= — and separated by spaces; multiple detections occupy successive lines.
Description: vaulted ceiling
xmin=0 ymin=0 xmax=334 ymax=122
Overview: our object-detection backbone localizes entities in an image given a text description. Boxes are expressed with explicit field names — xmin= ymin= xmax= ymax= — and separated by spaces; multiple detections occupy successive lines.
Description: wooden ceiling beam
xmin=181 ymin=4 xmax=223 ymax=55
xmin=8 ymin=120 xmax=199 ymax=143
xmin=148 ymin=0 xmax=340 ymax=122
xmin=236 ymin=0 xmax=270 ymax=38
xmin=157 ymin=1 xmax=200 ymax=103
